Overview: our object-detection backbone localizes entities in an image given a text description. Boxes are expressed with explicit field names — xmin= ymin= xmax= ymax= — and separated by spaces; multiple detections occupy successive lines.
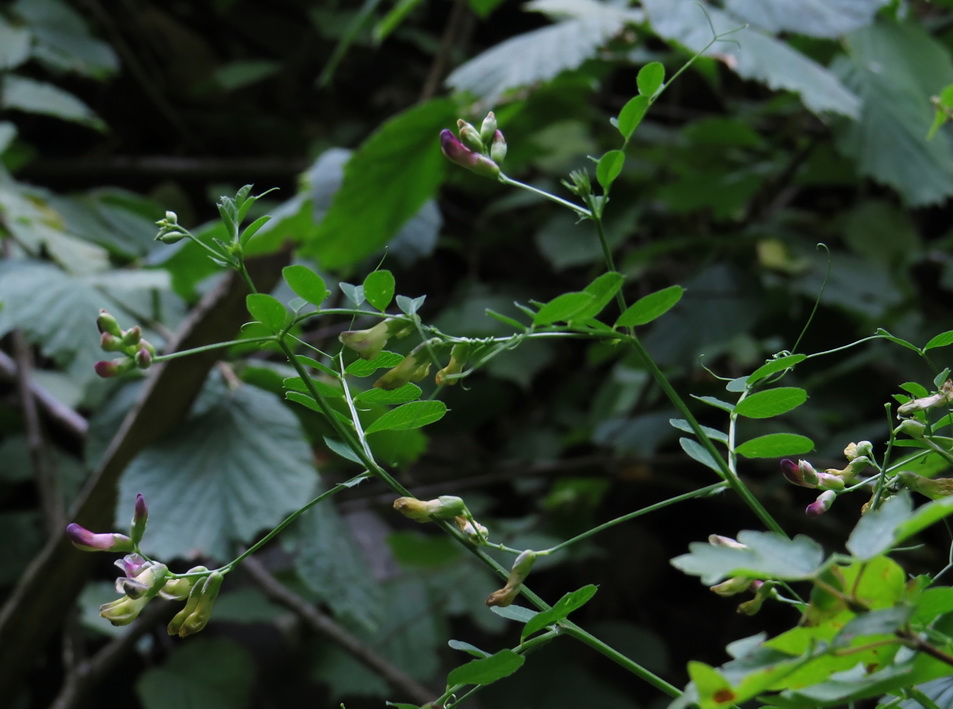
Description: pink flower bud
xmin=66 ymin=523 xmax=134 ymax=552
xmin=94 ymin=357 xmax=135 ymax=379
xmin=135 ymin=346 xmax=152 ymax=370
xmin=806 ymin=490 xmax=836 ymax=517
xmin=440 ymin=130 xmax=500 ymax=179
xmin=100 ymin=332 xmax=123 ymax=352
xmin=115 ymin=553 xmax=148 ymax=578
xmin=780 ymin=459 xmax=819 ymax=488
xmin=130 ymin=493 xmax=148 ymax=545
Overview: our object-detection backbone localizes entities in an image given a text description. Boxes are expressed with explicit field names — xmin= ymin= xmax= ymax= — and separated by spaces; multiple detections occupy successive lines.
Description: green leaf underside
xmin=679 ymin=437 xmax=726 ymax=476
xmin=671 ymin=531 xmax=825 ymax=584
xmin=725 ymin=0 xmax=889 ymax=38
xmin=365 ymin=400 xmax=448 ymax=434
xmin=446 ymin=649 xmax=525 ymax=687
xmin=734 ymin=387 xmax=808 ymax=419
xmin=735 ymin=433 xmax=814 ymax=458
xmin=521 ymin=584 xmax=598 ymax=640
xmin=670 ymin=418 xmax=729 ymax=444
xmin=643 ymin=0 xmax=860 ymax=118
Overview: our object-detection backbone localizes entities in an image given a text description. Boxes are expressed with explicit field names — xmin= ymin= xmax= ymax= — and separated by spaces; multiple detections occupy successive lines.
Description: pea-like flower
xmin=440 ymin=130 xmax=501 ymax=179
xmin=486 ymin=550 xmax=537 ymax=608
xmin=66 ymin=523 xmax=134 ymax=552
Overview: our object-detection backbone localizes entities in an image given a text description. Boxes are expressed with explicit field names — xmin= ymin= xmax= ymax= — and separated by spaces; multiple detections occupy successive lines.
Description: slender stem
xmin=540 ymin=483 xmax=726 ymax=555
xmin=225 ymin=477 xmax=367 ymax=570
xmin=152 ymin=337 xmax=277 ymax=361
xmin=498 ymin=174 xmax=592 ymax=218
xmin=560 ymin=622 xmax=682 ymax=697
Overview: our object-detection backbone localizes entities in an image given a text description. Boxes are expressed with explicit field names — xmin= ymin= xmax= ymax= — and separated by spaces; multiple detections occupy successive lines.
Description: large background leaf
xmin=725 ymin=0 xmax=889 ymax=38
xmin=118 ymin=383 xmax=317 ymax=559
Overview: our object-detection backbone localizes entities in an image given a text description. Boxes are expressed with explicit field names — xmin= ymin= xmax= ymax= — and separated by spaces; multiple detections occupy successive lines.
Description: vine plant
xmin=69 ymin=50 xmax=953 ymax=709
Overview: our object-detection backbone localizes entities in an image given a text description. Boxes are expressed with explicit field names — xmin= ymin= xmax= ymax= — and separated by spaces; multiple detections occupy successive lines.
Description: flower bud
xmin=844 ymin=441 xmax=873 ymax=461
xmin=708 ymin=535 xmax=747 ymax=550
xmin=710 ymin=576 xmax=753 ymax=597
xmin=479 ymin=112 xmax=498 ymax=144
xmin=489 ymin=130 xmax=507 ymax=163
xmin=155 ymin=230 xmax=188 ymax=244
xmin=100 ymin=332 xmax=124 ymax=352
xmin=135 ymin=346 xmax=152 ymax=370
xmin=806 ymin=490 xmax=836 ymax=517
xmin=374 ymin=352 xmax=430 ymax=390
xmin=393 ymin=495 xmax=467 ymax=522
xmin=96 ymin=310 xmax=123 ymax=337
xmin=339 ymin=320 xmax=391 ymax=360
xmin=440 ymin=130 xmax=500 ymax=179
xmin=815 ymin=472 xmax=846 ymax=491
xmin=897 ymin=471 xmax=953 ymax=500
xmin=121 ymin=326 xmax=142 ymax=347
xmin=168 ymin=571 xmax=224 ymax=638
xmin=898 ymin=380 xmax=953 ymax=416
xmin=896 ymin=419 xmax=927 ymax=439
xmin=94 ymin=357 xmax=135 ymax=379
xmin=737 ymin=581 xmax=769 ymax=616
xmin=130 ymin=493 xmax=148 ymax=545
xmin=160 ymin=566 xmax=207 ymax=601
xmin=454 ymin=515 xmax=489 ymax=543
xmin=457 ymin=119 xmax=484 ymax=151
xmin=486 ymin=550 xmax=536 ymax=608
xmin=780 ymin=458 xmax=820 ymax=488
xmin=100 ymin=562 xmax=169 ymax=626
xmin=66 ymin=523 xmax=134 ymax=552
xmin=435 ymin=343 xmax=469 ymax=387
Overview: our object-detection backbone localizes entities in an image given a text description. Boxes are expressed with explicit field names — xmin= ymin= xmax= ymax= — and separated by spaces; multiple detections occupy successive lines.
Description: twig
xmin=0 ymin=350 xmax=88 ymax=442
xmin=241 ymin=556 xmax=435 ymax=706
xmin=419 ymin=0 xmax=471 ymax=102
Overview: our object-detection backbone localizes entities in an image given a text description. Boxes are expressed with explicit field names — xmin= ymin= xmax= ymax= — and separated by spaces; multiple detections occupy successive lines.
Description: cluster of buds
xmin=440 ymin=112 xmax=507 ymax=179
xmin=66 ymin=495 xmax=222 ymax=636
xmin=393 ymin=495 xmax=489 ymax=544
xmin=485 ymin=550 xmax=536 ymax=608
xmin=94 ymin=309 xmax=156 ymax=378
xmin=435 ymin=343 xmax=469 ymax=387
xmin=154 ymin=210 xmax=191 ymax=245
xmin=339 ymin=318 xmax=414 ymax=361
xmin=779 ymin=442 xmax=874 ymax=517
xmin=897 ymin=379 xmax=953 ymax=417
xmin=706 ymin=535 xmax=770 ymax=615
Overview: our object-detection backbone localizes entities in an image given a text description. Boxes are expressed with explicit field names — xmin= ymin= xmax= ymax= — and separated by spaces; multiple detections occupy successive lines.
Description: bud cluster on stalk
xmin=94 ymin=309 xmax=157 ymax=378
xmin=66 ymin=494 xmax=223 ymax=636
xmin=440 ymin=111 xmax=507 ymax=179
xmin=779 ymin=441 xmax=874 ymax=517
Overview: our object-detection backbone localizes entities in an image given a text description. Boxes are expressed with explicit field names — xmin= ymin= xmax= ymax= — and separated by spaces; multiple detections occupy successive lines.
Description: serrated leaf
xmin=671 ymin=530 xmax=825 ymax=584
xmin=363 ymin=270 xmax=396 ymax=312
xmin=725 ymin=0 xmax=888 ymax=38
xmin=365 ymin=400 xmax=447 ymax=434
xmin=118 ymin=384 xmax=316 ymax=559
xmin=734 ymin=387 xmax=807 ymax=419
xmin=521 ymin=584 xmax=598 ymax=640
xmin=644 ymin=0 xmax=860 ymax=118
xmin=447 ymin=649 xmax=525 ymax=687
xmin=617 ymin=94 xmax=649 ymax=140
xmin=637 ymin=61 xmax=665 ymax=97
xmin=925 ymin=330 xmax=953 ymax=351
xmin=303 ymin=99 xmax=456 ymax=269
xmin=446 ymin=4 xmax=642 ymax=104
xmin=283 ymin=265 xmax=328 ymax=306
xmin=834 ymin=21 xmax=953 ymax=205
xmin=746 ymin=354 xmax=807 ymax=385
xmin=345 ymin=351 xmax=404 ymax=376
xmin=615 ymin=285 xmax=683 ymax=327
xmin=246 ymin=293 xmax=288 ymax=333
xmin=679 ymin=437 xmax=726 ymax=476
xmin=846 ymin=494 xmax=913 ymax=560
xmin=295 ymin=497 xmax=384 ymax=632
xmin=596 ymin=150 xmax=625 ymax=192
xmin=736 ymin=433 xmax=814 ymax=459
xmin=354 ymin=382 xmax=422 ymax=405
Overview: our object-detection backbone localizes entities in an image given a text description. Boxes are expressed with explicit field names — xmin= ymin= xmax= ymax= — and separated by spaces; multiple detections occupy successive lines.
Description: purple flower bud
xmin=66 ymin=523 xmax=134 ymax=552
xmin=94 ymin=357 xmax=135 ymax=379
xmin=440 ymin=130 xmax=500 ymax=179
xmin=805 ymin=490 xmax=836 ymax=517
xmin=135 ymin=346 xmax=152 ymax=370
xmin=780 ymin=458 xmax=819 ymax=488
xmin=130 ymin=493 xmax=148 ymax=545
xmin=115 ymin=553 xmax=148 ymax=578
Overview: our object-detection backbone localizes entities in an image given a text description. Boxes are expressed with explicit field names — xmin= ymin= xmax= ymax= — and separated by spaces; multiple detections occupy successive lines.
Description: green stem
xmin=540 ymin=483 xmax=726 ymax=555
xmin=560 ymin=622 xmax=682 ymax=697
xmin=498 ymin=174 xmax=592 ymax=218
xmin=152 ymin=337 xmax=278 ymax=361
